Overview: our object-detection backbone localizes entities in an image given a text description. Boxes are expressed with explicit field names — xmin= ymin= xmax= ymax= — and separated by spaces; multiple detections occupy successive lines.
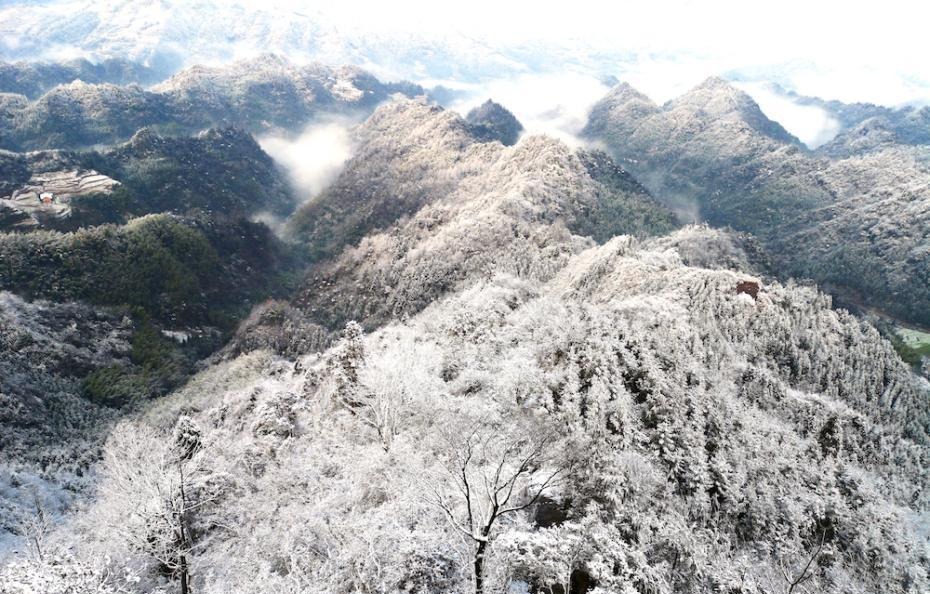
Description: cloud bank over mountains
xmin=448 ymin=74 xmax=613 ymax=147
xmin=2 ymin=0 xmax=928 ymax=112
xmin=732 ymin=82 xmax=842 ymax=148
xmin=260 ymin=120 xmax=357 ymax=203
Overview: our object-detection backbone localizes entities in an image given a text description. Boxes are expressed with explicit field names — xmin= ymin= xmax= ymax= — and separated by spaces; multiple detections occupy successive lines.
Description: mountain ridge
xmin=0 ymin=55 xmax=425 ymax=151
xmin=284 ymin=99 xmax=678 ymax=333
xmin=0 ymin=41 xmax=927 ymax=594
xmin=584 ymin=77 xmax=930 ymax=327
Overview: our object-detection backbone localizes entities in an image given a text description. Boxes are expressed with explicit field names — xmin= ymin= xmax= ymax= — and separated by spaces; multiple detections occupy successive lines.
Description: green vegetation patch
xmin=0 ymin=213 xmax=291 ymax=327
xmin=891 ymin=326 xmax=930 ymax=368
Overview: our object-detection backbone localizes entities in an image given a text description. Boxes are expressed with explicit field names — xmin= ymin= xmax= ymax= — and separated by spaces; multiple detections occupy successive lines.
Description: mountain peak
xmin=672 ymin=76 xmax=752 ymax=111
xmin=605 ymin=81 xmax=656 ymax=106
xmin=582 ymin=81 xmax=658 ymax=138
xmin=465 ymin=99 xmax=524 ymax=146
xmin=670 ymin=76 xmax=799 ymax=144
xmin=360 ymin=98 xmax=477 ymax=147
xmin=694 ymin=75 xmax=735 ymax=91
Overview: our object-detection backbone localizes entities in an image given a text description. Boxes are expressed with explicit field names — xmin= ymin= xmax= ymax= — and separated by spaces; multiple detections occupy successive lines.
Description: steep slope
xmin=23 ymin=226 xmax=928 ymax=593
xmin=784 ymin=147 xmax=930 ymax=321
xmin=88 ymin=127 xmax=296 ymax=220
xmin=0 ymin=292 xmax=129 ymax=552
xmin=0 ymin=55 xmax=424 ymax=151
xmin=0 ymin=214 xmax=285 ymax=328
xmin=0 ymin=127 xmax=295 ymax=231
xmin=286 ymin=99 xmax=678 ymax=331
xmin=285 ymin=100 xmax=499 ymax=258
xmin=584 ymin=78 xmax=930 ymax=327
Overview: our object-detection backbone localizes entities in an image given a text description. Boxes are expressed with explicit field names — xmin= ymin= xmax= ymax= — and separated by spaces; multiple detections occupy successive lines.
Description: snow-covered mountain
xmin=0 ymin=11 xmax=928 ymax=593
xmin=281 ymin=99 xmax=677 ymax=332
xmin=0 ymin=55 xmax=424 ymax=151
xmin=3 ymin=97 xmax=927 ymax=594
xmin=0 ymin=0 xmax=549 ymax=83
xmin=584 ymin=77 xmax=930 ymax=328
xmin=0 ymin=58 xmax=160 ymax=99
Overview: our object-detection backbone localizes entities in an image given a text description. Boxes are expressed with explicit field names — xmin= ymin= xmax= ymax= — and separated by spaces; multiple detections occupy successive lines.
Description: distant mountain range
xmin=0 ymin=55 xmax=424 ymax=151
xmin=584 ymin=77 xmax=930 ymax=327
xmin=0 ymin=57 xmax=161 ymax=99
xmin=0 ymin=0 xmax=586 ymax=82
xmin=746 ymin=82 xmax=930 ymax=156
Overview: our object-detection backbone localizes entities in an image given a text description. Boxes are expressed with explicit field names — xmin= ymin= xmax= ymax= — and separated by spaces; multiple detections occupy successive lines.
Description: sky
xmin=267 ymin=0 xmax=929 ymax=59
xmin=2 ymin=0 xmax=928 ymax=147
xmin=4 ymin=0 xmax=929 ymax=105
xmin=308 ymin=0 xmax=930 ymax=147
xmin=329 ymin=0 xmax=930 ymax=105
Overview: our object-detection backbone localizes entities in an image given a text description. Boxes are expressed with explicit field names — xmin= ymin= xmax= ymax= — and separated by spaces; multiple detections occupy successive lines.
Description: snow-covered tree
xmin=92 ymin=417 xmax=222 ymax=594
xmin=427 ymin=420 xmax=570 ymax=594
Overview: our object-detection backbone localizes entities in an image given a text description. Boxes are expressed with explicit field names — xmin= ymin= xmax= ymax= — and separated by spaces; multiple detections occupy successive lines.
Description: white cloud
xmin=734 ymin=82 xmax=842 ymax=148
xmin=259 ymin=118 xmax=356 ymax=203
xmin=1 ymin=34 xmax=20 ymax=51
xmin=447 ymin=73 xmax=611 ymax=147
xmin=783 ymin=65 xmax=930 ymax=108
xmin=614 ymin=56 xmax=730 ymax=104
xmin=3 ymin=0 xmax=929 ymax=107
xmin=337 ymin=0 xmax=930 ymax=107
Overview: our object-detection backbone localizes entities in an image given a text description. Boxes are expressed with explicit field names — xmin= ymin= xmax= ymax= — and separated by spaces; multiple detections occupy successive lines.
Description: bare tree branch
xmin=784 ymin=530 xmax=826 ymax=594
